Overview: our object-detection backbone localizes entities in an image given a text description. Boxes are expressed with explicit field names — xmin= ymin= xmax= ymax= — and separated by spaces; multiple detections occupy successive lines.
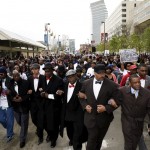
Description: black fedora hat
xmin=94 ymin=64 xmax=105 ymax=73
xmin=43 ymin=62 xmax=54 ymax=70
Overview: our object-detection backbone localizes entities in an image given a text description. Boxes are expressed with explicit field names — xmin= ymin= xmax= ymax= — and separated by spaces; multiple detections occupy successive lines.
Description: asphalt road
xmin=0 ymin=108 xmax=150 ymax=150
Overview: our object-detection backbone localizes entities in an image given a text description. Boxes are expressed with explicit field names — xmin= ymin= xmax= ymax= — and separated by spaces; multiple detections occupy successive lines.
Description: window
xmin=134 ymin=3 xmax=136 ymax=7
xmin=122 ymin=3 xmax=126 ymax=7
xmin=122 ymin=19 xmax=126 ymax=22
xmin=122 ymin=9 xmax=126 ymax=12
xmin=122 ymin=14 xmax=126 ymax=17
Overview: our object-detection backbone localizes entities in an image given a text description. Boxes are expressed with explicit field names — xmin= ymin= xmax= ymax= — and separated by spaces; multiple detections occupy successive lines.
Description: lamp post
xmin=45 ymin=23 xmax=50 ymax=51
xmin=101 ymin=21 xmax=105 ymax=52
xmin=57 ymin=35 xmax=60 ymax=55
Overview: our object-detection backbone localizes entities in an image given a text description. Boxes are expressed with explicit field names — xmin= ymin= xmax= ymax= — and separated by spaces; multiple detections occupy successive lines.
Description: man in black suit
xmin=10 ymin=70 xmax=30 ymax=148
xmin=79 ymin=64 xmax=122 ymax=150
xmin=60 ymin=69 xmax=87 ymax=150
xmin=40 ymin=62 xmax=64 ymax=148
xmin=28 ymin=63 xmax=45 ymax=145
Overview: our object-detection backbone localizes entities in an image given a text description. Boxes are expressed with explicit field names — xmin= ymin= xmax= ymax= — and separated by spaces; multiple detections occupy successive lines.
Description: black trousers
xmin=66 ymin=120 xmax=83 ymax=150
xmin=86 ymin=124 xmax=110 ymax=150
xmin=14 ymin=111 xmax=29 ymax=142
xmin=30 ymin=102 xmax=38 ymax=127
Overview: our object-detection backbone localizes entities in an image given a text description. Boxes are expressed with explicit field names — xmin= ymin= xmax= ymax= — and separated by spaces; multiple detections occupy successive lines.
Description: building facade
xmin=101 ymin=0 xmax=143 ymax=40
xmin=133 ymin=0 xmax=150 ymax=33
xmin=90 ymin=0 xmax=108 ymax=45
xmin=69 ymin=39 xmax=75 ymax=54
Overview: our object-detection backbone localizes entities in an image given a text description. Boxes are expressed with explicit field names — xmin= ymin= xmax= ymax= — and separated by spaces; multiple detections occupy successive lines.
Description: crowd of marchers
xmin=0 ymin=53 xmax=150 ymax=150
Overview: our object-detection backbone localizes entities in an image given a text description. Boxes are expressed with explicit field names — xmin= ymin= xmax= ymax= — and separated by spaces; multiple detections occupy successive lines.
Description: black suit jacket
xmin=80 ymin=77 xmax=122 ymax=128
xmin=9 ymin=78 xmax=30 ymax=113
xmin=28 ymin=74 xmax=45 ymax=109
xmin=40 ymin=74 xmax=64 ymax=130
xmin=63 ymin=80 xmax=84 ymax=121
xmin=60 ymin=80 xmax=87 ymax=141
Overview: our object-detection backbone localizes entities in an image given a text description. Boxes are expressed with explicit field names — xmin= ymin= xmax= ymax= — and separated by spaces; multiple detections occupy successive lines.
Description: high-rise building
xmin=133 ymin=0 xmax=150 ymax=33
xmin=90 ymin=0 xmax=108 ymax=45
xmin=69 ymin=39 xmax=75 ymax=54
xmin=101 ymin=0 xmax=144 ymax=40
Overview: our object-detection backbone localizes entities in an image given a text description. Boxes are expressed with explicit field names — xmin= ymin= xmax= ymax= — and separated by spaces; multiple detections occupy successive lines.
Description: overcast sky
xmin=0 ymin=0 xmax=122 ymax=49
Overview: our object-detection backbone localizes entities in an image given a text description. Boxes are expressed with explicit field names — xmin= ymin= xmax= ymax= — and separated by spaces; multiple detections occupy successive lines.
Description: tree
xmin=128 ymin=33 xmax=143 ymax=54
xmin=142 ymin=27 xmax=150 ymax=53
xmin=109 ymin=35 xmax=119 ymax=52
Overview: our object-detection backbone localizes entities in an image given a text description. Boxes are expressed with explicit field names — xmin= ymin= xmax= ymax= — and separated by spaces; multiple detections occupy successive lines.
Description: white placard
xmin=119 ymin=49 xmax=138 ymax=62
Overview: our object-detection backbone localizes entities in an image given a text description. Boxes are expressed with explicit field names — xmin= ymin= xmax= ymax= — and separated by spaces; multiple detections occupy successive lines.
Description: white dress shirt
xmin=131 ymin=87 xmax=139 ymax=98
xmin=14 ymin=82 xmax=19 ymax=94
xmin=0 ymin=79 xmax=8 ymax=108
xmin=140 ymin=79 xmax=145 ymax=88
xmin=34 ymin=78 xmax=39 ymax=92
xmin=67 ymin=82 xmax=76 ymax=103
xmin=40 ymin=64 xmax=45 ymax=75
xmin=93 ymin=78 xmax=103 ymax=99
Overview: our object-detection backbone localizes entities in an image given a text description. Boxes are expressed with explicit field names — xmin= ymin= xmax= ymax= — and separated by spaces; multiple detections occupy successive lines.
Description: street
xmin=0 ymin=108 xmax=150 ymax=150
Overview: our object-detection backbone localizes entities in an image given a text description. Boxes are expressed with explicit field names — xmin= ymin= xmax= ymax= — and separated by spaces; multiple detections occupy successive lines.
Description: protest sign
xmin=119 ymin=49 xmax=138 ymax=62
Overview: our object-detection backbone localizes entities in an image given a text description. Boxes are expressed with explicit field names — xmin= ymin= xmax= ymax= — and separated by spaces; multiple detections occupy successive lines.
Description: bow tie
xmin=46 ymin=77 xmax=51 ymax=80
xmin=95 ymin=81 xmax=101 ymax=84
xmin=140 ymin=76 xmax=146 ymax=80
xmin=69 ymin=84 xmax=75 ymax=88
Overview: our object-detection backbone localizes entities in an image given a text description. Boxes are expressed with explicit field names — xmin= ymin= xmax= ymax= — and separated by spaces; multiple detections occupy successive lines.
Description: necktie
xmin=95 ymin=81 xmax=101 ymax=84
xmin=140 ymin=76 xmax=146 ymax=80
xmin=133 ymin=90 xmax=138 ymax=98
xmin=46 ymin=77 xmax=51 ymax=80
xmin=69 ymin=84 xmax=75 ymax=88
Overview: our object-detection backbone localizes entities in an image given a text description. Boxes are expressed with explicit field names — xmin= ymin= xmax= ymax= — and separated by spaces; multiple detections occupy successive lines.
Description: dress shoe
xmin=51 ymin=140 xmax=56 ymax=148
xmin=20 ymin=142 xmax=25 ymax=148
xmin=69 ymin=140 xmax=73 ymax=146
xmin=38 ymin=138 xmax=43 ymax=145
xmin=46 ymin=135 xmax=51 ymax=143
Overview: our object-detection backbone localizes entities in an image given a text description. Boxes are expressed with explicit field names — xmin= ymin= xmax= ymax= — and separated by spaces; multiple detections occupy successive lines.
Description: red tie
xmin=46 ymin=77 xmax=51 ymax=80
xmin=69 ymin=84 xmax=75 ymax=88
xmin=140 ymin=76 xmax=146 ymax=80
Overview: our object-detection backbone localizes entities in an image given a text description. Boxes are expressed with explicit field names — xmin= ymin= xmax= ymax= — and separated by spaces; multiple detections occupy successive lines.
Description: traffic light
xmin=92 ymin=46 xmax=96 ymax=52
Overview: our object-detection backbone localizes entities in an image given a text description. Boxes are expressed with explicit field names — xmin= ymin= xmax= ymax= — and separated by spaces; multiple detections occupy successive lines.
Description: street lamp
xmin=45 ymin=23 xmax=50 ymax=51
xmin=101 ymin=21 xmax=105 ymax=52
xmin=57 ymin=35 xmax=60 ymax=54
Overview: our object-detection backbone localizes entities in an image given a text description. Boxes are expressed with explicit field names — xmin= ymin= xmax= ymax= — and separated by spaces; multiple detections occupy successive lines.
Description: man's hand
xmin=5 ymin=89 xmax=10 ymax=95
xmin=27 ymin=90 xmax=32 ymax=94
xmin=78 ymin=92 xmax=87 ymax=99
xmin=56 ymin=90 xmax=64 ymax=95
xmin=13 ymin=96 xmax=22 ymax=102
xmin=85 ymin=105 xmax=92 ymax=113
xmin=44 ymin=92 xmax=49 ymax=98
xmin=97 ymin=105 xmax=106 ymax=113
xmin=40 ymin=92 xmax=45 ymax=97
xmin=108 ymin=99 xmax=118 ymax=108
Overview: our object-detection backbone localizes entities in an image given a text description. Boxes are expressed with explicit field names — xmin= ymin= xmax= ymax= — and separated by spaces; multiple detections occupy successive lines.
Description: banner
xmin=119 ymin=49 xmax=138 ymax=62
xmin=101 ymin=33 xmax=108 ymax=42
